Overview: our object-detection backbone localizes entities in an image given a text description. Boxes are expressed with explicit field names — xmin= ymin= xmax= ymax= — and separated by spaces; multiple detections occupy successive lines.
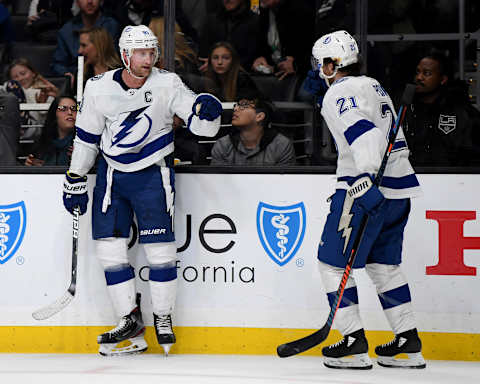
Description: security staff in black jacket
xmin=404 ymin=53 xmax=480 ymax=167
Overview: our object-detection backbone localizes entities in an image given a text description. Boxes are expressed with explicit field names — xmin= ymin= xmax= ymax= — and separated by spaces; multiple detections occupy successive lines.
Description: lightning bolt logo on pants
xmin=338 ymin=193 xmax=355 ymax=254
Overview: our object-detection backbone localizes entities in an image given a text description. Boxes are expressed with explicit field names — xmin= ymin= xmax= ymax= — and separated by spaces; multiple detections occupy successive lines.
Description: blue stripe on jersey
xmin=344 ymin=119 xmax=376 ymax=145
xmin=75 ymin=126 xmax=101 ymax=144
xmin=378 ymin=284 xmax=411 ymax=310
xmin=392 ymin=140 xmax=407 ymax=151
xmin=104 ymin=265 xmax=135 ymax=286
xmin=327 ymin=286 xmax=359 ymax=309
xmin=149 ymin=266 xmax=177 ymax=282
xmin=381 ymin=174 xmax=420 ymax=189
xmin=103 ymin=131 xmax=174 ymax=164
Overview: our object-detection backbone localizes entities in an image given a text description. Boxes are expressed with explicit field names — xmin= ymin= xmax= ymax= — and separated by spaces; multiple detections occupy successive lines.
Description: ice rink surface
xmin=1 ymin=354 xmax=479 ymax=384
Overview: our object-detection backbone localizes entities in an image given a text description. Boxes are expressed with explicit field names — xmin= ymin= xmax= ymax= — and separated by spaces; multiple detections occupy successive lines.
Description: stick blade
xmin=32 ymin=291 xmax=74 ymax=320
xmin=277 ymin=325 xmax=330 ymax=358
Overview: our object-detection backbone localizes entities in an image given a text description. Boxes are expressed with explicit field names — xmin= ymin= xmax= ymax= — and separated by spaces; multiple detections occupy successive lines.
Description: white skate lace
xmin=155 ymin=315 xmax=172 ymax=335
xmin=108 ymin=316 xmax=131 ymax=337
xmin=380 ymin=337 xmax=398 ymax=348
xmin=329 ymin=338 xmax=347 ymax=349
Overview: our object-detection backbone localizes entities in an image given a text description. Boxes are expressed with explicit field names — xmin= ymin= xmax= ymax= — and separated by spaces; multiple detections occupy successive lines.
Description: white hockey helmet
xmin=312 ymin=30 xmax=359 ymax=83
xmin=119 ymin=25 xmax=159 ymax=78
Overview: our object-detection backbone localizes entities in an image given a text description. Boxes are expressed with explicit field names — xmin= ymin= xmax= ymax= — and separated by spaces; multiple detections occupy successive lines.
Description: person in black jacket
xmin=252 ymin=0 xmax=315 ymax=80
xmin=403 ymin=52 xmax=480 ymax=167
xmin=199 ymin=0 xmax=260 ymax=73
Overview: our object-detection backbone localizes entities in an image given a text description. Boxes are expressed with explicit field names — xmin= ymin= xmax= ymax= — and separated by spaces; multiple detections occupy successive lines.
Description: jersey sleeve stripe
xmin=102 ymin=131 xmax=174 ymax=164
xmin=75 ymin=126 xmax=101 ymax=144
xmin=344 ymin=119 xmax=375 ymax=145
xmin=381 ymin=174 xmax=420 ymax=189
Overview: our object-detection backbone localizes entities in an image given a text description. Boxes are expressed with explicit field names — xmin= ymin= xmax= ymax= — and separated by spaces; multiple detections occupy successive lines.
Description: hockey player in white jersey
xmin=304 ymin=30 xmax=426 ymax=369
xmin=61 ymin=25 xmax=222 ymax=356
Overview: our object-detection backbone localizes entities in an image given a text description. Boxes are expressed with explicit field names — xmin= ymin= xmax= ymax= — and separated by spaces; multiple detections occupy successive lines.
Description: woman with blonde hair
xmin=148 ymin=16 xmax=200 ymax=75
xmin=78 ymin=26 xmax=122 ymax=80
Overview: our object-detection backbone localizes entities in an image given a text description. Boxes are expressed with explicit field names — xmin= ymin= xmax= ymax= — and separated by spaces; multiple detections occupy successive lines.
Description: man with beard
xmin=403 ymin=52 xmax=480 ymax=167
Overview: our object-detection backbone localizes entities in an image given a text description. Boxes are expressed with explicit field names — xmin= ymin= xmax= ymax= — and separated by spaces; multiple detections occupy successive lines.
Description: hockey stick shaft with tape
xmin=277 ymin=84 xmax=416 ymax=358
xmin=32 ymin=206 xmax=79 ymax=320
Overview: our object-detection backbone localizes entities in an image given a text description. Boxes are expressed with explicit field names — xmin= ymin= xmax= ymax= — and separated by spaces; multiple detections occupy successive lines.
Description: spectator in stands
xmin=51 ymin=0 xmax=119 ymax=77
xmin=211 ymin=96 xmax=296 ymax=165
xmin=0 ymin=90 xmax=20 ymax=166
xmin=253 ymin=0 xmax=315 ymax=80
xmin=198 ymin=0 xmax=260 ymax=73
xmin=149 ymin=16 xmax=200 ymax=75
xmin=110 ymin=0 xmax=155 ymax=32
xmin=181 ymin=0 xmax=220 ymax=46
xmin=404 ymin=52 xmax=480 ymax=166
xmin=78 ymin=26 xmax=122 ymax=80
xmin=3 ymin=58 xmax=58 ymax=139
xmin=204 ymin=41 xmax=258 ymax=102
xmin=24 ymin=95 xmax=76 ymax=166
xmin=27 ymin=1 xmax=74 ymax=43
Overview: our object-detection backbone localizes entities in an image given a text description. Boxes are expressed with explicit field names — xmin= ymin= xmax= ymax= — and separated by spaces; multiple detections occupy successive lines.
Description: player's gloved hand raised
xmin=347 ymin=174 xmax=385 ymax=216
xmin=304 ymin=70 xmax=324 ymax=96
xmin=193 ymin=93 xmax=223 ymax=121
xmin=63 ymin=171 xmax=89 ymax=215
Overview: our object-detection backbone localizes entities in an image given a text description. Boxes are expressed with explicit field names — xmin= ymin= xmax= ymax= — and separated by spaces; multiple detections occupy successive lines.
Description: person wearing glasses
xmin=210 ymin=95 xmax=295 ymax=165
xmin=25 ymin=95 xmax=77 ymax=166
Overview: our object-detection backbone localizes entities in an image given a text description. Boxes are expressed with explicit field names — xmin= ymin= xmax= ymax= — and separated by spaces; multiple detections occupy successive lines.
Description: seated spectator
xmin=404 ymin=52 xmax=480 ymax=166
xmin=27 ymin=0 xmax=74 ymax=43
xmin=0 ymin=90 xmax=20 ymax=166
xmin=51 ymin=0 xmax=119 ymax=76
xmin=198 ymin=0 xmax=260 ymax=73
xmin=78 ymin=26 xmax=122 ymax=80
xmin=110 ymin=0 xmax=154 ymax=31
xmin=149 ymin=16 xmax=200 ymax=75
xmin=24 ymin=95 xmax=76 ymax=166
xmin=204 ymin=41 xmax=258 ymax=102
xmin=2 ymin=58 xmax=58 ymax=139
xmin=253 ymin=0 xmax=315 ymax=80
xmin=211 ymin=96 xmax=296 ymax=165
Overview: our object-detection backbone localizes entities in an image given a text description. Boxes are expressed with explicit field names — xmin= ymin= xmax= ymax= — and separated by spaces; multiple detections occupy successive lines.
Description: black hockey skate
xmin=375 ymin=328 xmax=426 ymax=368
xmin=154 ymin=313 xmax=176 ymax=356
xmin=97 ymin=306 xmax=147 ymax=356
xmin=322 ymin=328 xmax=373 ymax=369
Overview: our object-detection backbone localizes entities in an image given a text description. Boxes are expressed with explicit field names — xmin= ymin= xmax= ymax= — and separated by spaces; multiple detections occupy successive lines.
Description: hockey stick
xmin=277 ymin=84 xmax=416 ymax=358
xmin=32 ymin=206 xmax=80 ymax=320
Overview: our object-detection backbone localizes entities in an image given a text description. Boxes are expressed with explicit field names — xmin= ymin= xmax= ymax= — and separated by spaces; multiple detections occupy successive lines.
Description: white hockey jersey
xmin=72 ymin=68 xmax=220 ymax=173
xmin=321 ymin=76 xmax=421 ymax=199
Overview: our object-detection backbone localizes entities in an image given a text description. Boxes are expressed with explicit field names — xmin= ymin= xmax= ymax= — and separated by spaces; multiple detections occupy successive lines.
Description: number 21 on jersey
xmin=336 ymin=96 xmax=358 ymax=116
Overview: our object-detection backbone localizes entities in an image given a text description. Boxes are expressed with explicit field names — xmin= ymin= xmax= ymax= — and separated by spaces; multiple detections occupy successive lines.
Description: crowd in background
xmin=1 ymin=0 xmax=480 ymax=168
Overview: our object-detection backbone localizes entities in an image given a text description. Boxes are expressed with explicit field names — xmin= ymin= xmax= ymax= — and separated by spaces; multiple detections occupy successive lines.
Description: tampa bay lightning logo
xmin=323 ymin=36 xmax=332 ymax=44
xmin=0 ymin=202 xmax=26 ymax=264
xmin=257 ymin=202 xmax=306 ymax=266
xmin=111 ymin=107 xmax=152 ymax=148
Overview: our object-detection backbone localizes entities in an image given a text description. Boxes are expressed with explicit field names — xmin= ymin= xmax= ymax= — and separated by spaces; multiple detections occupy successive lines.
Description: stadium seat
xmin=251 ymin=75 xmax=299 ymax=102
xmin=11 ymin=43 xmax=57 ymax=77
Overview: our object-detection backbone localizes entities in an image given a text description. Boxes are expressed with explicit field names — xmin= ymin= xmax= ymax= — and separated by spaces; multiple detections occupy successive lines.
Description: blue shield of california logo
xmin=257 ymin=202 xmax=306 ymax=266
xmin=0 ymin=202 xmax=27 ymax=264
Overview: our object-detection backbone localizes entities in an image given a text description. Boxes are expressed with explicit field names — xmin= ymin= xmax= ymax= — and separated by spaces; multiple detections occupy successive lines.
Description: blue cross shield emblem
xmin=0 ymin=202 xmax=27 ymax=264
xmin=257 ymin=202 xmax=306 ymax=266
